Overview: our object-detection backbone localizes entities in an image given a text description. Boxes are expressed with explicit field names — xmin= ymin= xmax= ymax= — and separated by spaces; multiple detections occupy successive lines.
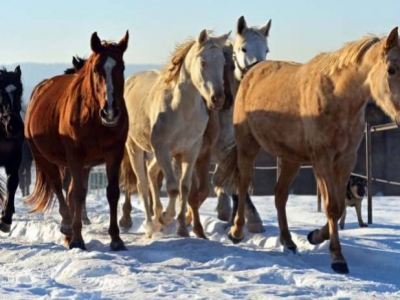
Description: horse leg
xmin=215 ymin=187 xmax=232 ymax=222
xmin=81 ymin=168 xmax=91 ymax=225
xmin=105 ymin=146 xmax=126 ymax=251
xmin=0 ymin=159 xmax=21 ymax=232
xmin=32 ymin=153 xmax=72 ymax=236
xmin=245 ymin=193 xmax=265 ymax=233
xmin=147 ymin=156 xmax=167 ymax=225
xmin=308 ymin=152 xmax=355 ymax=274
xmin=176 ymin=149 xmax=199 ymax=237
xmin=229 ymin=133 xmax=260 ymax=243
xmin=66 ymin=157 xmax=87 ymax=250
xmin=185 ymin=147 xmax=211 ymax=228
xmin=126 ymin=138 xmax=156 ymax=236
xmin=153 ymin=145 xmax=180 ymax=231
xmin=339 ymin=208 xmax=346 ymax=230
xmin=120 ymin=188 xmax=133 ymax=228
xmin=274 ymin=158 xmax=301 ymax=252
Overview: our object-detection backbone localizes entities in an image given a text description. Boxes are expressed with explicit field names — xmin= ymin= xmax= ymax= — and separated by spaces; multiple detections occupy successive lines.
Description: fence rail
xmin=83 ymin=123 xmax=399 ymax=225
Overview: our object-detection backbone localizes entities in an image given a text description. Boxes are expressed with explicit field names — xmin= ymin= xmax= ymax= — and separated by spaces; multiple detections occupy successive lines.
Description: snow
xmin=0 ymin=189 xmax=399 ymax=299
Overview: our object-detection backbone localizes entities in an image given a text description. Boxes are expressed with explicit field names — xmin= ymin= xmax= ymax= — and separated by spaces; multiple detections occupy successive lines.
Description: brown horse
xmin=25 ymin=31 xmax=129 ymax=251
xmin=216 ymin=27 xmax=400 ymax=274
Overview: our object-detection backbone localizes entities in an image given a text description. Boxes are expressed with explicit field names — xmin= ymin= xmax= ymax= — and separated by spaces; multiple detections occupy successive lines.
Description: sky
xmin=0 ymin=0 xmax=399 ymax=65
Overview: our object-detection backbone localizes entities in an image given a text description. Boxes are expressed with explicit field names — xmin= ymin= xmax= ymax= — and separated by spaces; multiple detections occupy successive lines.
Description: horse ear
xmin=91 ymin=32 xmax=103 ymax=54
xmin=237 ymin=16 xmax=247 ymax=35
xmin=385 ymin=27 xmax=399 ymax=50
xmin=14 ymin=65 xmax=21 ymax=79
xmin=118 ymin=30 xmax=129 ymax=53
xmin=72 ymin=56 xmax=79 ymax=68
xmin=259 ymin=19 xmax=272 ymax=37
xmin=215 ymin=31 xmax=231 ymax=46
xmin=198 ymin=29 xmax=208 ymax=45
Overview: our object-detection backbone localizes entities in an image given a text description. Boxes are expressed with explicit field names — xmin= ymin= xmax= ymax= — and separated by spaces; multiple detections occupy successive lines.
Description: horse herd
xmin=0 ymin=16 xmax=399 ymax=275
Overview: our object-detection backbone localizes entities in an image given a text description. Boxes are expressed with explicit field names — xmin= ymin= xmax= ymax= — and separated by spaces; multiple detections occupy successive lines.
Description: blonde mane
xmin=160 ymin=39 xmax=196 ymax=85
xmin=311 ymin=35 xmax=382 ymax=75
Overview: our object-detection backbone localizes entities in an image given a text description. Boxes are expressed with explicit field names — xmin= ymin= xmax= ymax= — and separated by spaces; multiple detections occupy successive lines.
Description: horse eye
xmin=242 ymin=47 xmax=247 ymax=53
xmin=388 ymin=67 xmax=396 ymax=76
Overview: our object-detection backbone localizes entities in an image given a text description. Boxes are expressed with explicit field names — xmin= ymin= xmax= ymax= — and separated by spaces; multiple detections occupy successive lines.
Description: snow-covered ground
xmin=0 ymin=188 xmax=399 ymax=299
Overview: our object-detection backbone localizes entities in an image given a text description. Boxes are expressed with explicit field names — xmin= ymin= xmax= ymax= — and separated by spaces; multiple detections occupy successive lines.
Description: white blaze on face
xmin=5 ymin=84 xmax=16 ymax=110
xmin=103 ymin=57 xmax=117 ymax=115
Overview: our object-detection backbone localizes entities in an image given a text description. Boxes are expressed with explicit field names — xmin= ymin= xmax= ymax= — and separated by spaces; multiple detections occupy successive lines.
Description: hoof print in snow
xmin=331 ymin=261 xmax=349 ymax=274
xmin=228 ymin=233 xmax=244 ymax=244
xmin=69 ymin=240 xmax=86 ymax=250
xmin=110 ymin=240 xmax=127 ymax=251
xmin=0 ymin=221 xmax=11 ymax=233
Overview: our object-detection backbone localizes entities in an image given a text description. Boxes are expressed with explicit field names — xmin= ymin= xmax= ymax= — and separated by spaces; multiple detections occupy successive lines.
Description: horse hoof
xmin=110 ymin=240 xmax=127 ymax=251
xmin=307 ymin=230 xmax=319 ymax=245
xmin=0 ymin=221 xmax=11 ymax=233
xmin=177 ymin=227 xmax=190 ymax=238
xmin=360 ymin=223 xmax=368 ymax=228
xmin=193 ymin=228 xmax=208 ymax=240
xmin=60 ymin=225 xmax=73 ymax=237
xmin=119 ymin=218 xmax=133 ymax=229
xmin=331 ymin=261 xmax=349 ymax=274
xmin=228 ymin=232 xmax=244 ymax=244
xmin=160 ymin=212 xmax=174 ymax=226
xmin=82 ymin=218 xmax=91 ymax=226
xmin=285 ymin=245 xmax=298 ymax=255
xmin=247 ymin=222 xmax=266 ymax=233
xmin=69 ymin=240 xmax=86 ymax=250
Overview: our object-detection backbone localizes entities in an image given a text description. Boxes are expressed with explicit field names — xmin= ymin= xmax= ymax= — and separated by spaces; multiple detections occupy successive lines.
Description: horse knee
xmin=166 ymin=179 xmax=179 ymax=198
xmin=325 ymin=201 xmax=341 ymax=221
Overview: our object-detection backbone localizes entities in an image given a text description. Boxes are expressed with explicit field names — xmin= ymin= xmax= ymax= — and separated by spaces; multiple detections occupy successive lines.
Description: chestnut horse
xmin=216 ymin=27 xmax=400 ymax=274
xmin=25 ymin=31 xmax=129 ymax=250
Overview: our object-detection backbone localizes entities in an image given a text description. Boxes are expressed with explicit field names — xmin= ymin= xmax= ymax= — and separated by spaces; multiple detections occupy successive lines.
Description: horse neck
xmin=331 ymin=43 xmax=381 ymax=113
xmin=171 ymin=60 xmax=207 ymax=115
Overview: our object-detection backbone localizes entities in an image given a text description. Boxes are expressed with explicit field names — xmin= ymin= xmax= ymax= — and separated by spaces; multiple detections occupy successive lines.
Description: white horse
xmin=213 ymin=16 xmax=272 ymax=230
xmin=124 ymin=30 xmax=230 ymax=238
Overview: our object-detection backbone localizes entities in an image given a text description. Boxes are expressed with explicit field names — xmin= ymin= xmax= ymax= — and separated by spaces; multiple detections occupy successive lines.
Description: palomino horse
xmin=25 ymin=31 xmax=129 ymax=250
xmin=216 ymin=27 xmax=400 ymax=274
xmin=0 ymin=66 xmax=24 ymax=232
xmin=124 ymin=30 xmax=230 ymax=238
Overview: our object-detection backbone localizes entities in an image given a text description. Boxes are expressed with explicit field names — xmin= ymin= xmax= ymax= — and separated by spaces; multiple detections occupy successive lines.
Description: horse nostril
xmin=114 ymin=108 xmax=121 ymax=118
xmin=99 ymin=108 xmax=108 ymax=119
xmin=211 ymin=96 xmax=217 ymax=104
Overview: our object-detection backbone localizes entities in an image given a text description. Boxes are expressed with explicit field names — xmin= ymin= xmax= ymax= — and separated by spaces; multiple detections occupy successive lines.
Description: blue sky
xmin=0 ymin=0 xmax=398 ymax=64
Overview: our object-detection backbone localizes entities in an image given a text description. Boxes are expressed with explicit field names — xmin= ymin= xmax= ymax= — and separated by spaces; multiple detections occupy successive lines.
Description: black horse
xmin=0 ymin=66 xmax=24 ymax=232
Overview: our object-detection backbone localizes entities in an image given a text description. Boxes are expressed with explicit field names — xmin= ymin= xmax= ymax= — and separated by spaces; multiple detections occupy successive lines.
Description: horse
xmin=0 ymin=66 xmax=24 ymax=232
xmin=215 ymin=27 xmax=400 ymax=274
xmin=25 ymin=31 xmax=129 ymax=251
xmin=190 ymin=16 xmax=272 ymax=232
xmin=124 ymin=30 xmax=230 ymax=238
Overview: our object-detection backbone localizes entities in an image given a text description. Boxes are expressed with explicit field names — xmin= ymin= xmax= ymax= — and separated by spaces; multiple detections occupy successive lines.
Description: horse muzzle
xmin=209 ymin=94 xmax=225 ymax=111
xmin=99 ymin=108 xmax=121 ymax=127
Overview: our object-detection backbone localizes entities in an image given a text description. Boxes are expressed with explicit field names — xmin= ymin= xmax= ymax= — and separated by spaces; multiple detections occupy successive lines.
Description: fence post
xmin=276 ymin=157 xmax=281 ymax=182
xmin=365 ymin=122 xmax=373 ymax=224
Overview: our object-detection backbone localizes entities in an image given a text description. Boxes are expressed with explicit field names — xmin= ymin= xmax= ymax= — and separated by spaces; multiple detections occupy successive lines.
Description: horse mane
xmin=160 ymin=39 xmax=196 ymax=85
xmin=311 ymin=35 xmax=382 ymax=75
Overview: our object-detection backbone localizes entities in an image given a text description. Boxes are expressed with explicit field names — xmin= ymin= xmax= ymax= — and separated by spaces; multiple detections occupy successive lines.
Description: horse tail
xmin=25 ymin=164 xmax=61 ymax=212
xmin=119 ymin=147 xmax=137 ymax=194
xmin=213 ymin=143 xmax=240 ymax=194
